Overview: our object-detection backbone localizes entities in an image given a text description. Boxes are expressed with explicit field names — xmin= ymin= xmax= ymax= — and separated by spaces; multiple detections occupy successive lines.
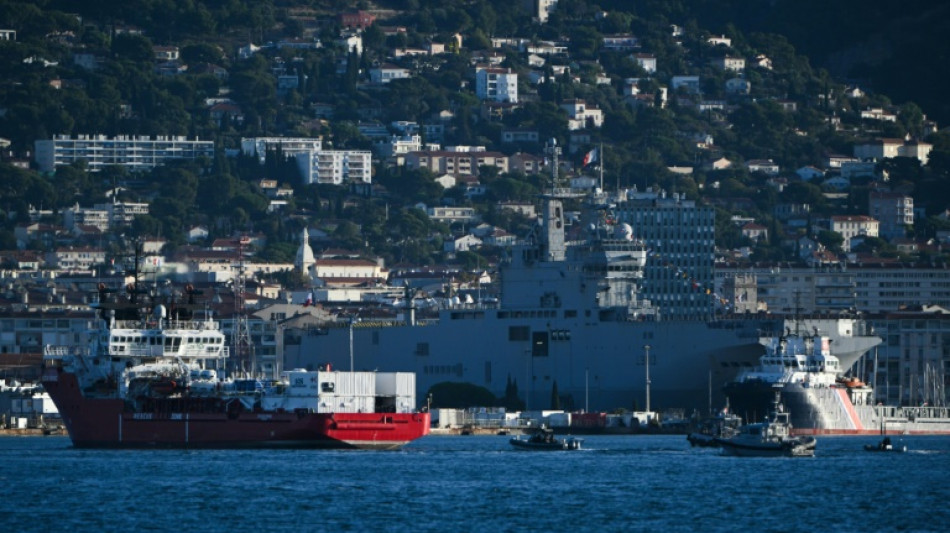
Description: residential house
xmin=707 ymin=35 xmax=732 ymax=47
xmin=153 ymin=46 xmax=179 ymax=61
xmin=186 ymin=226 xmax=209 ymax=243
xmin=825 ymin=153 xmax=858 ymax=169
xmin=822 ymin=176 xmax=851 ymax=191
xmin=706 ymin=157 xmax=733 ymax=170
xmin=725 ymin=77 xmax=750 ymax=95
xmin=829 ymin=215 xmax=879 ymax=252
xmin=854 ymin=138 xmax=933 ymax=165
xmin=434 ymin=174 xmax=456 ymax=189
xmin=603 ymin=34 xmax=639 ymax=51
xmin=766 ymin=177 xmax=789 ymax=192
xmin=426 ymin=206 xmax=480 ymax=225
xmin=741 ymin=222 xmax=768 ymax=242
xmin=209 ymin=101 xmax=244 ymax=126
xmin=369 ymin=63 xmax=411 ymax=84
xmin=860 ymin=107 xmax=897 ymax=122
xmin=753 ymin=54 xmax=772 ymax=70
xmin=501 ymin=129 xmax=540 ymax=144
xmin=796 ymin=166 xmax=825 ymax=181
xmin=840 ymin=161 xmax=877 ymax=179
xmin=746 ymin=159 xmax=779 ymax=176
xmin=484 ymin=229 xmax=516 ymax=246
xmin=444 ymin=234 xmax=482 ymax=253
xmin=508 ymin=152 xmax=544 ymax=175
xmin=499 ymin=202 xmax=537 ymax=218
xmin=712 ymin=56 xmax=745 ymax=72
xmin=560 ymin=99 xmax=604 ymax=130
xmin=632 ymin=53 xmax=657 ymax=74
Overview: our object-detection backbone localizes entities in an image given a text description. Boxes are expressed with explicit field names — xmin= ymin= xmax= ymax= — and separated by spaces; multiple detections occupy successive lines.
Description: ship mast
xmin=231 ymin=234 xmax=254 ymax=377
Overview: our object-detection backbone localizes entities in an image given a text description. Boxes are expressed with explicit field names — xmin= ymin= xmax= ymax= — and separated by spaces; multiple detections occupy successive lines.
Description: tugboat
xmin=716 ymin=396 xmax=816 ymax=457
xmin=687 ymin=409 xmax=742 ymax=448
xmin=510 ymin=426 xmax=582 ymax=451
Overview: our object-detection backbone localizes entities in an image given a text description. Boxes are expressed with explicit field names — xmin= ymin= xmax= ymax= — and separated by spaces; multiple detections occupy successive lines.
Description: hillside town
xmin=1 ymin=1 xmax=949 ymax=420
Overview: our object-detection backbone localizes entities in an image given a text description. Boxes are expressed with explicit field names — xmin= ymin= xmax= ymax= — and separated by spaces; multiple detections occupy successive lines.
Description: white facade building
xmin=475 ymin=67 xmax=518 ymax=103
xmin=241 ymin=137 xmax=323 ymax=164
xmin=295 ymin=150 xmax=372 ymax=185
xmin=35 ymin=135 xmax=214 ymax=173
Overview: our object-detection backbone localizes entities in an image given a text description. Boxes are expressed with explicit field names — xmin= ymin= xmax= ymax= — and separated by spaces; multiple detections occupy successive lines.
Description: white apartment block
xmin=46 ymin=247 xmax=107 ymax=271
xmin=475 ymin=67 xmax=518 ymax=103
xmin=869 ymin=191 xmax=913 ymax=240
xmin=62 ymin=201 xmax=149 ymax=231
xmin=295 ymin=150 xmax=372 ymax=185
xmin=241 ymin=137 xmax=323 ymax=164
xmin=403 ymin=150 xmax=509 ymax=177
xmin=35 ymin=135 xmax=214 ymax=173
xmin=34 ymin=135 xmax=214 ymax=172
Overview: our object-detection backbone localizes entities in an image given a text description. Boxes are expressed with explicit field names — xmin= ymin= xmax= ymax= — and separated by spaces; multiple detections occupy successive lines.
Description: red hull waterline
xmin=43 ymin=368 xmax=430 ymax=450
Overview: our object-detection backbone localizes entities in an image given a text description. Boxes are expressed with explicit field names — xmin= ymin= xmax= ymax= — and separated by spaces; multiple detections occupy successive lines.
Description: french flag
xmin=582 ymin=147 xmax=598 ymax=167
xmin=304 ymin=291 xmax=313 ymax=307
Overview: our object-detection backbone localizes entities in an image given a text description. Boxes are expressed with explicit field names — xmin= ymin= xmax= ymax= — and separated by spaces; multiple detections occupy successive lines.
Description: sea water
xmin=1 ymin=434 xmax=948 ymax=532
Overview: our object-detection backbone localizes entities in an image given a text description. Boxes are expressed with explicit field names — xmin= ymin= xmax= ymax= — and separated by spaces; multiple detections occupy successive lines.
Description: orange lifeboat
xmin=836 ymin=377 xmax=865 ymax=388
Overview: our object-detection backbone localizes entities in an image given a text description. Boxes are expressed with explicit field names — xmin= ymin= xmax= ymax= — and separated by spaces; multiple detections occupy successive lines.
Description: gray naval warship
xmin=283 ymin=186 xmax=880 ymax=414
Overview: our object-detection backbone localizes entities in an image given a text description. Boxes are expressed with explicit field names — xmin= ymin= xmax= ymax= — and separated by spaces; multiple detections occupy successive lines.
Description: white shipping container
xmin=14 ymin=417 xmax=28 ymax=429
xmin=323 ymin=371 xmax=376 ymax=397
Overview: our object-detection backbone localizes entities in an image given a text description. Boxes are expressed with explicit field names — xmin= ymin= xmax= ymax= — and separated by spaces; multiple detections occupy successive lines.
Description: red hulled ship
xmin=42 ymin=282 xmax=429 ymax=449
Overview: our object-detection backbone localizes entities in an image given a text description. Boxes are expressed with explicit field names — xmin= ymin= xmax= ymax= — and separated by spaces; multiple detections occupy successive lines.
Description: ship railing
xmin=43 ymin=344 xmax=89 ymax=360
xmin=119 ymin=345 xmax=229 ymax=359
xmin=112 ymin=319 xmax=220 ymax=331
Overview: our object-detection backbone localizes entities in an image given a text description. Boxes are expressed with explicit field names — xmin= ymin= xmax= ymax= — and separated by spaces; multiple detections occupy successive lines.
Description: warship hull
xmin=287 ymin=315 xmax=877 ymax=413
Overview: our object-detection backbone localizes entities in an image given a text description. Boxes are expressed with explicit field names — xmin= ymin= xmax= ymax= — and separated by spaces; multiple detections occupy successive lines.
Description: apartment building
xmin=35 ymin=135 xmax=214 ymax=172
